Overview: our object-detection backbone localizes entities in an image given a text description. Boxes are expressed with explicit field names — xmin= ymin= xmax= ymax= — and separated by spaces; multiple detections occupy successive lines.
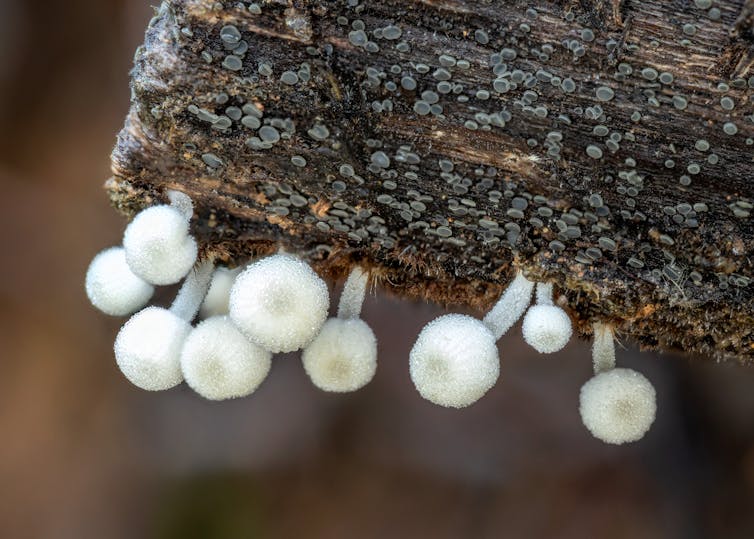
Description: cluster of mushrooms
xmin=86 ymin=191 xmax=656 ymax=445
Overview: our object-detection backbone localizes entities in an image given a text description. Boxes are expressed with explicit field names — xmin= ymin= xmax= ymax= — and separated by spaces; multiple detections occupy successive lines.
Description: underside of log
xmin=108 ymin=0 xmax=754 ymax=361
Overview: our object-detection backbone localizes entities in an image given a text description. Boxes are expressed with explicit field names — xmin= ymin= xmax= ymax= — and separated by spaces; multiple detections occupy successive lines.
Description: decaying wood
xmin=108 ymin=0 xmax=754 ymax=361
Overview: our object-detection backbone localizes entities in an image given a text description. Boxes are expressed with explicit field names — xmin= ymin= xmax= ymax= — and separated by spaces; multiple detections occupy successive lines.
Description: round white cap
xmin=114 ymin=306 xmax=190 ymax=391
xmin=522 ymin=304 xmax=573 ymax=353
xmin=302 ymin=318 xmax=377 ymax=392
xmin=229 ymin=254 xmax=329 ymax=353
xmin=579 ymin=368 xmax=657 ymax=444
xmin=123 ymin=205 xmax=197 ymax=285
xmin=86 ymin=247 xmax=154 ymax=316
xmin=181 ymin=316 xmax=272 ymax=400
xmin=409 ymin=314 xmax=499 ymax=408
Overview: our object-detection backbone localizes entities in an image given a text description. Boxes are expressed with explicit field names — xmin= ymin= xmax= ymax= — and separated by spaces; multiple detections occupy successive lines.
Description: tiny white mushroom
xmin=114 ymin=260 xmax=213 ymax=391
xmin=303 ymin=318 xmax=377 ymax=392
xmin=521 ymin=282 xmax=572 ymax=353
xmin=229 ymin=254 xmax=329 ymax=353
xmin=409 ymin=314 xmax=499 ymax=408
xmin=302 ymin=267 xmax=377 ymax=392
xmin=115 ymin=306 xmax=191 ymax=391
xmin=181 ymin=315 xmax=272 ymax=400
xmin=122 ymin=191 xmax=198 ymax=285
xmin=579 ymin=368 xmax=657 ymax=444
xmin=200 ymin=266 xmax=242 ymax=319
xmin=408 ymin=270 xmax=533 ymax=408
xmin=85 ymin=247 xmax=154 ymax=316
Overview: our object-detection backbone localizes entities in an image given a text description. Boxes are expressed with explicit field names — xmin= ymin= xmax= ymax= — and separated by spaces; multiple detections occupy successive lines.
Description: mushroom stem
xmin=169 ymin=259 xmax=214 ymax=321
xmin=337 ymin=267 xmax=368 ymax=320
xmin=167 ymin=189 xmax=194 ymax=221
xmin=200 ymin=266 xmax=243 ymax=319
xmin=535 ymin=282 xmax=554 ymax=305
xmin=592 ymin=322 xmax=616 ymax=374
xmin=482 ymin=271 xmax=535 ymax=340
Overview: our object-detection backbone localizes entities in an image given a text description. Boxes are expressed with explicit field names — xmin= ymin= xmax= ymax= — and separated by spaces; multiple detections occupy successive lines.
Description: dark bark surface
xmin=109 ymin=0 xmax=754 ymax=360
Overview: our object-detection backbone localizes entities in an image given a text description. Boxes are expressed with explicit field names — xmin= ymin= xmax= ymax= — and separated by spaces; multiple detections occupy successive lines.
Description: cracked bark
xmin=108 ymin=0 xmax=754 ymax=361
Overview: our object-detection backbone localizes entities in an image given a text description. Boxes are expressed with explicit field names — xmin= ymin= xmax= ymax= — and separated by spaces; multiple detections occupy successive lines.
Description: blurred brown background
xmin=1 ymin=1 xmax=753 ymax=538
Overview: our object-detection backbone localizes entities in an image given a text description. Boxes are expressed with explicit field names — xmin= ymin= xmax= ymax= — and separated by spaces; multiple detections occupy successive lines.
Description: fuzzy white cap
xmin=229 ymin=254 xmax=329 ymax=353
xmin=302 ymin=318 xmax=377 ymax=392
xmin=123 ymin=205 xmax=198 ymax=285
xmin=180 ymin=316 xmax=272 ymax=400
xmin=200 ymin=266 xmax=241 ymax=319
xmin=114 ymin=306 xmax=191 ymax=391
xmin=579 ymin=368 xmax=657 ymax=445
xmin=522 ymin=305 xmax=573 ymax=353
xmin=409 ymin=314 xmax=499 ymax=408
xmin=85 ymin=247 xmax=154 ymax=316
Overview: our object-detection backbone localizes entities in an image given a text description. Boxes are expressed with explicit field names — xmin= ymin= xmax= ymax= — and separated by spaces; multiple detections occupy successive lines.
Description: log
xmin=108 ymin=0 xmax=754 ymax=361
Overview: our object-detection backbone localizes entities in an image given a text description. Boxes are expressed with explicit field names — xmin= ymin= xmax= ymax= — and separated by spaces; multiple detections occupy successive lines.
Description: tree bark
xmin=108 ymin=0 xmax=754 ymax=361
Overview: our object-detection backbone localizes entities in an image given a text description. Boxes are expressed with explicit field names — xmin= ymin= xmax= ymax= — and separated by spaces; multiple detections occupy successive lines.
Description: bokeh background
xmin=1 ymin=1 xmax=753 ymax=538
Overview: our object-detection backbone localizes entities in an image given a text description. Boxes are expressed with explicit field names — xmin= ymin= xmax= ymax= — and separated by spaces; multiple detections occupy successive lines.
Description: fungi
xmin=302 ymin=267 xmax=377 ymax=392
xmin=85 ymin=247 xmax=154 ymax=316
xmin=229 ymin=254 xmax=329 ymax=353
xmin=521 ymin=282 xmax=573 ymax=353
xmin=180 ymin=315 xmax=272 ymax=400
xmin=578 ymin=323 xmax=657 ymax=444
xmin=579 ymin=367 xmax=657 ymax=445
xmin=114 ymin=260 xmax=213 ymax=391
xmin=122 ymin=190 xmax=198 ymax=285
xmin=409 ymin=314 xmax=499 ymax=408
xmin=409 ymin=270 xmax=535 ymax=408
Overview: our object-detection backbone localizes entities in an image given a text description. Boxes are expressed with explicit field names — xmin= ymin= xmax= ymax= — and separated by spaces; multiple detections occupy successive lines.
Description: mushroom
xmin=408 ymin=270 xmax=534 ymax=408
xmin=228 ymin=254 xmax=329 ymax=353
xmin=180 ymin=315 xmax=272 ymax=400
xmin=85 ymin=246 xmax=154 ymax=316
xmin=579 ymin=367 xmax=657 ymax=445
xmin=122 ymin=190 xmax=198 ymax=285
xmin=521 ymin=282 xmax=573 ymax=353
xmin=409 ymin=314 xmax=499 ymax=408
xmin=302 ymin=267 xmax=377 ymax=392
xmin=578 ymin=323 xmax=657 ymax=444
xmin=114 ymin=260 xmax=213 ymax=391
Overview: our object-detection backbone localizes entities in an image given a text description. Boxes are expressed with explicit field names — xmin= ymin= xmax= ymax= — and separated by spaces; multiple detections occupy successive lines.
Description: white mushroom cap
xmin=579 ymin=368 xmax=657 ymax=445
xmin=302 ymin=318 xmax=377 ymax=392
xmin=85 ymin=247 xmax=154 ymax=316
xmin=180 ymin=316 xmax=272 ymax=400
xmin=522 ymin=304 xmax=573 ymax=353
xmin=123 ymin=205 xmax=198 ymax=285
xmin=200 ymin=266 xmax=241 ymax=319
xmin=114 ymin=306 xmax=191 ymax=391
xmin=409 ymin=314 xmax=499 ymax=408
xmin=229 ymin=254 xmax=329 ymax=353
